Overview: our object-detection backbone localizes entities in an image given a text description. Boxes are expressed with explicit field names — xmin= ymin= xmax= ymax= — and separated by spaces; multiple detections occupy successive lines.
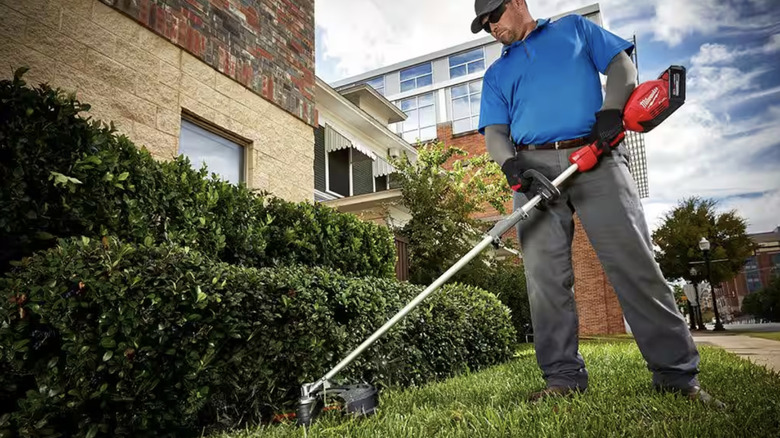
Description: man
xmin=471 ymin=0 xmax=725 ymax=408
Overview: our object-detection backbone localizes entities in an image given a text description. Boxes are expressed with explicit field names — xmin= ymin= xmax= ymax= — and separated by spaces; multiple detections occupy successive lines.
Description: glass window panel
xmin=400 ymin=98 xmax=416 ymax=111
xmin=468 ymin=81 xmax=482 ymax=94
xmin=400 ymin=79 xmax=415 ymax=92
xmin=400 ymin=63 xmax=432 ymax=81
xmin=418 ymin=92 xmax=434 ymax=106
xmin=405 ymin=109 xmax=419 ymax=129
xmin=365 ymin=76 xmax=384 ymax=94
xmin=179 ymin=119 xmax=243 ymax=184
xmin=471 ymin=115 xmax=480 ymax=129
xmin=416 ymin=74 xmax=432 ymax=88
xmin=467 ymin=59 xmax=485 ymax=74
xmin=471 ymin=93 xmax=481 ymax=114
xmin=419 ymin=106 xmax=435 ymax=127
xmin=452 ymin=118 xmax=471 ymax=134
xmin=452 ymin=84 xmax=468 ymax=98
xmin=452 ymin=97 xmax=470 ymax=120
xmin=419 ymin=126 xmax=437 ymax=140
xmin=402 ymin=131 xmax=419 ymax=143
xmin=449 ymin=48 xmax=483 ymax=68
xmin=449 ymin=65 xmax=467 ymax=79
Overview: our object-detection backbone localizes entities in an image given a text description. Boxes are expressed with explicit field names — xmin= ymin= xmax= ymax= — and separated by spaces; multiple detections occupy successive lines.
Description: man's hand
xmin=590 ymin=109 xmax=624 ymax=153
xmin=501 ymin=156 xmax=532 ymax=193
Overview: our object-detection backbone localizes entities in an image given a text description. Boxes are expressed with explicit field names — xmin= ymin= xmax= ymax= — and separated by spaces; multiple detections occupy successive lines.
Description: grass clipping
xmin=215 ymin=341 xmax=780 ymax=438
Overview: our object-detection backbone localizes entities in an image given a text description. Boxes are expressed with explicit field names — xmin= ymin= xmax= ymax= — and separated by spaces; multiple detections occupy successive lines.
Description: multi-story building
xmin=328 ymin=3 xmax=650 ymax=335
xmin=1 ymin=0 xmax=316 ymax=202
xmin=719 ymin=227 xmax=780 ymax=316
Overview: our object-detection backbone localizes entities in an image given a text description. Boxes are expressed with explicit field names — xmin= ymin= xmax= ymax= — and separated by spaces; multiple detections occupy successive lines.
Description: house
xmin=718 ymin=227 xmax=780 ymax=318
xmin=325 ymin=3 xmax=650 ymax=335
xmin=0 ymin=0 xmax=316 ymax=203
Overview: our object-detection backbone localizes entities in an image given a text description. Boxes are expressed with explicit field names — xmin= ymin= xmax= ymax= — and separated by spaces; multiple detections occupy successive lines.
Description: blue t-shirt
xmin=478 ymin=15 xmax=634 ymax=145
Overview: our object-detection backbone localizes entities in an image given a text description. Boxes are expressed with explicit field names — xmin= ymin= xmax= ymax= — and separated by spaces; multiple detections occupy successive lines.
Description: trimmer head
xmin=296 ymin=383 xmax=379 ymax=427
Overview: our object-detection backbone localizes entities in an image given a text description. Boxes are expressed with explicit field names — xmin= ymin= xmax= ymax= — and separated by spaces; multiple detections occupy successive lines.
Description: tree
xmin=651 ymin=197 xmax=755 ymax=286
xmin=742 ymin=276 xmax=780 ymax=322
xmin=389 ymin=141 xmax=511 ymax=285
xmin=388 ymin=141 xmax=532 ymax=339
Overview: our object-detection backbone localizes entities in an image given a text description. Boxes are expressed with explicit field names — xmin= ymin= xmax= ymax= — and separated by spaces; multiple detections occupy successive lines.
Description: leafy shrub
xmin=0 ymin=69 xmax=395 ymax=278
xmin=742 ymin=276 xmax=780 ymax=322
xmin=460 ymin=258 xmax=532 ymax=341
xmin=1 ymin=238 xmax=515 ymax=436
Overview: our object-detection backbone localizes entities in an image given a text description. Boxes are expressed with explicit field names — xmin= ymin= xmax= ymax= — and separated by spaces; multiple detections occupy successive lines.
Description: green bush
xmin=742 ymin=276 xmax=780 ymax=322
xmin=0 ymin=69 xmax=395 ymax=278
xmin=1 ymin=238 xmax=516 ymax=436
xmin=457 ymin=257 xmax=531 ymax=341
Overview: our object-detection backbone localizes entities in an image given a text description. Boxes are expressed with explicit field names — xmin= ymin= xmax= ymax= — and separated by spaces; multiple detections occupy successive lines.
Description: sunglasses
xmin=482 ymin=1 xmax=509 ymax=34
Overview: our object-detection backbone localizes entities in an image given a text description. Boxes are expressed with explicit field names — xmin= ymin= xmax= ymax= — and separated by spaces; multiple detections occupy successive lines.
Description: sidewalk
xmin=692 ymin=332 xmax=780 ymax=375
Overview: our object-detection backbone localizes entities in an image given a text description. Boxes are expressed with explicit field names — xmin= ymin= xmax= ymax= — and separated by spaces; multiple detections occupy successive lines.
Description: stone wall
xmin=0 ymin=0 xmax=314 ymax=202
xmin=100 ymin=0 xmax=315 ymax=126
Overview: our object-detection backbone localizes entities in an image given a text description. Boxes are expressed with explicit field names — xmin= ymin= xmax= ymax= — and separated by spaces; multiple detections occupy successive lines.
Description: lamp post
xmin=699 ymin=237 xmax=725 ymax=331
xmin=689 ymin=267 xmax=705 ymax=331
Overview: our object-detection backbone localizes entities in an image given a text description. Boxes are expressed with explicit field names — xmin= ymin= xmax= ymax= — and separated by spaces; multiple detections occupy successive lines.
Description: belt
xmin=516 ymin=136 xmax=591 ymax=151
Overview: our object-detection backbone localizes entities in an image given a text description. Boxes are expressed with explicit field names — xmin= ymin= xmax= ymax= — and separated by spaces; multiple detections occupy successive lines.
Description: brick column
xmin=572 ymin=216 xmax=626 ymax=335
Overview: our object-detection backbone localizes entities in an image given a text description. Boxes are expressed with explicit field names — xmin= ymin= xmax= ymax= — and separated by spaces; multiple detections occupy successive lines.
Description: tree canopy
xmin=651 ymin=197 xmax=755 ymax=285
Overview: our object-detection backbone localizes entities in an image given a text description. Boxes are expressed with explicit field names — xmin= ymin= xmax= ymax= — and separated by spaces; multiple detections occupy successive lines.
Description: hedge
xmin=0 ymin=68 xmax=395 ymax=277
xmin=1 ymin=237 xmax=516 ymax=437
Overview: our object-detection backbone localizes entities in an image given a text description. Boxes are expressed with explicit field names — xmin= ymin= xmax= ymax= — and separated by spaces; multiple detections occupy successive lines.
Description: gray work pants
xmin=513 ymin=144 xmax=700 ymax=390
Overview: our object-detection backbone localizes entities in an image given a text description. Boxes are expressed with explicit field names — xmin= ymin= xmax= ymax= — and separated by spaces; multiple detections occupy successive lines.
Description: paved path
xmin=692 ymin=333 xmax=780 ymax=375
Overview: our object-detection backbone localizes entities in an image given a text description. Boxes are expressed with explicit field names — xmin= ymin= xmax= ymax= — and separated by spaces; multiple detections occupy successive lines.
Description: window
xmin=364 ymin=76 xmax=385 ymax=95
xmin=451 ymin=80 xmax=481 ymax=134
xmin=449 ymin=48 xmax=485 ymax=79
xmin=179 ymin=118 xmax=244 ymax=184
xmin=744 ymin=257 xmax=762 ymax=293
xmin=398 ymin=93 xmax=436 ymax=143
xmin=400 ymin=63 xmax=432 ymax=92
xmin=772 ymin=253 xmax=780 ymax=278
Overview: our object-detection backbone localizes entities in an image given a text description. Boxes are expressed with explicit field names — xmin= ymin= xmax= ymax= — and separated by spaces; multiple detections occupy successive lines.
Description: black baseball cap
xmin=470 ymin=0 xmax=505 ymax=34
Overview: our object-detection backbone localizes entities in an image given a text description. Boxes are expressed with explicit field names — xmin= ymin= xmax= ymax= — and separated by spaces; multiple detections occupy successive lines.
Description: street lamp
xmin=689 ymin=267 xmax=705 ymax=331
xmin=699 ymin=237 xmax=725 ymax=331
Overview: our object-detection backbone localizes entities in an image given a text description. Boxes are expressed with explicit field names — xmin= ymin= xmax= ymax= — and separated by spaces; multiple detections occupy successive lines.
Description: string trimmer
xmin=294 ymin=65 xmax=686 ymax=426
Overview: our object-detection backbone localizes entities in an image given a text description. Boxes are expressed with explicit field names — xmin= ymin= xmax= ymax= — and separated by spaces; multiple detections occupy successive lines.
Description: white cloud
xmin=639 ymin=40 xmax=780 ymax=234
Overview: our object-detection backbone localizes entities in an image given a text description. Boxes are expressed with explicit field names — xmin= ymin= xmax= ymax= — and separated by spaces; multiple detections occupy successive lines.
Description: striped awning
xmin=373 ymin=156 xmax=395 ymax=177
xmin=320 ymin=115 xmax=376 ymax=160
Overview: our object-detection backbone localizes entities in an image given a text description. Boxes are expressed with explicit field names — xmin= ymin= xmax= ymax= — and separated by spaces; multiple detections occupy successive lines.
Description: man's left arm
xmin=575 ymin=16 xmax=638 ymax=149
xmin=591 ymin=51 xmax=638 ymax=150
xmin=602 ymin=51 xmax=637 ymax=111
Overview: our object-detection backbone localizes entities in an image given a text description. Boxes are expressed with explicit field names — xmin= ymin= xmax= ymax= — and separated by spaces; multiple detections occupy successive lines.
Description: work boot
xmin=527 ymin=386 xmax=583 ymax=403
xmin=655 ymin=385 xmax=727 ymax=410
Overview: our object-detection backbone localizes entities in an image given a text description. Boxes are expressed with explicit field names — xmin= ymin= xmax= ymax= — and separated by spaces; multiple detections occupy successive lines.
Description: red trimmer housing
xmin=570 ymin=65 xmax=686 ymax=172
xmin=623 ymin=65 xmax=686 ymax=132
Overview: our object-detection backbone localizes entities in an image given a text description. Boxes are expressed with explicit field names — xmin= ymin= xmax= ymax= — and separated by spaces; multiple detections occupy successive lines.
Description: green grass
xmin=742 ymin=332 xmax=780 ymax=342
xmin=213 ymin=341 xmax=780 ymax=438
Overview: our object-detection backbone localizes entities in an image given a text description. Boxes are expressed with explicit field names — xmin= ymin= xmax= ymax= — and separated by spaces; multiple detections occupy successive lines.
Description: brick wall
xmin=0 ymin=0 xmax=314 ymax=202
xmin=437 ymin=122 xmax=626 ymax=335
xmin=101 ymin=0 xmax=315 ymax=126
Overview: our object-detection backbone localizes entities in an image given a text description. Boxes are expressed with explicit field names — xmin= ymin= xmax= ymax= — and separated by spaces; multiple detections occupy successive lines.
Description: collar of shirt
xmin=501 ymin=18 xmax=551 ymax=56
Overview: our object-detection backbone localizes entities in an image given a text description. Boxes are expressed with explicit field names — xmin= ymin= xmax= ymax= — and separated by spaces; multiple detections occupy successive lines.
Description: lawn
xmin=213 ymin=341 xmax=780 ymax=438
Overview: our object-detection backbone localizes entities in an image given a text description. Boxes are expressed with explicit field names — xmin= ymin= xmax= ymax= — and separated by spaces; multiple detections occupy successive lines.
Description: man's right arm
xmin=484 ymin=124 xmax=515 ymax=167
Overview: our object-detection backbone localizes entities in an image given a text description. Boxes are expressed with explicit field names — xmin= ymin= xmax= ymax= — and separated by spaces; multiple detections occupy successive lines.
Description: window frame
xmin=397 ymin=92 xmax=437 ymax=143
xmin=400 ymin=62 xmax=433 ymax=92
xmin=448 ymin=47 xmax=485 ymax=79
xmin=450 ymin=79 xmax=482 ymax=134
xmin=178 ymin=111 xmax=249 ymax=185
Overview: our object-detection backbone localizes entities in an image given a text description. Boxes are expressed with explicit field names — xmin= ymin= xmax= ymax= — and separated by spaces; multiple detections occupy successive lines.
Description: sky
xmin=314 ymin=0 xmax=780 ymax=234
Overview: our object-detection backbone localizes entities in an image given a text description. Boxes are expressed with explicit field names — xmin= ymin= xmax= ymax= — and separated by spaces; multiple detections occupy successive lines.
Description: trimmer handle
xmin=569 ymin=132 xmax=625 ymax=173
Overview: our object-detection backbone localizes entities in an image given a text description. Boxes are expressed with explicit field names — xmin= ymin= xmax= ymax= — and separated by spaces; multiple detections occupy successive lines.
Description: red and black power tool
xmin=570 ymin=65 xmax=686 ymax=172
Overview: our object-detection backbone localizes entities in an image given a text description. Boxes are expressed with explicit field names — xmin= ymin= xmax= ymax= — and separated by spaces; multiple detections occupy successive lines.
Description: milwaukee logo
xmin=640 ymin=87 xmax=660 ymax=109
